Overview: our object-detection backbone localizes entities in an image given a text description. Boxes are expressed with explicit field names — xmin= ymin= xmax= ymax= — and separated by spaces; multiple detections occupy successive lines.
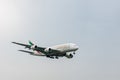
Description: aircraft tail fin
xmin=29 ymin=40 xmax=34 ymax=46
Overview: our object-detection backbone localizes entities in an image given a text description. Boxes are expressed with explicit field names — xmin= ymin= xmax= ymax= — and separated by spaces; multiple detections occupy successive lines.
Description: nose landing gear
xmin=73 ymin=51 xmax=75 ymax=54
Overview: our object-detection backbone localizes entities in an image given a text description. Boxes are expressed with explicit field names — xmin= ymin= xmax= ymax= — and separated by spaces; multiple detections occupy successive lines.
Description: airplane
xmin=12 ymin=41 xmax=79 ymax=59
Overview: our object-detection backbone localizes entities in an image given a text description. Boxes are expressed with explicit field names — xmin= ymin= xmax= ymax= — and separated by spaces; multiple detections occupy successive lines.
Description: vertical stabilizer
xmin=29 ymin=40 xmax=34 ymax=46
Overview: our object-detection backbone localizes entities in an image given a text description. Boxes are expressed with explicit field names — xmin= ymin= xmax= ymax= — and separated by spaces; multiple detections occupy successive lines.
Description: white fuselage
xmin=12 ymin=41 xmax=79 ymax=58
xmin=49 ymin=43 xmax=79 ymax=53
xmin=33 ymin=43 xmax=79 ymax=56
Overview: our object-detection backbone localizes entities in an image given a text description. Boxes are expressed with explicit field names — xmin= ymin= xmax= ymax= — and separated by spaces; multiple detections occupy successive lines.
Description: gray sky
xmin=0 ymin=0 xmax=120 ymax=80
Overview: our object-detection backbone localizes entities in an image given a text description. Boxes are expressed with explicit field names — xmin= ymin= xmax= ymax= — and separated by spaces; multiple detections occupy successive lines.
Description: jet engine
xmin=30 ymin=45 xmax=37 ymax=50
xmin=44 ymin=48 xmax=52 ymax=53
xmin=65 ymin=53 xmax=73 ymax=58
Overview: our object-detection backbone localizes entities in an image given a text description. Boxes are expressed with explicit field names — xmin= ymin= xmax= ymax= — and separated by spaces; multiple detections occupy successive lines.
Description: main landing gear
xmin=55 ymin=56 xmax=59 ymax=59
xmin=46 ymin=55 xmax=59 ymax=59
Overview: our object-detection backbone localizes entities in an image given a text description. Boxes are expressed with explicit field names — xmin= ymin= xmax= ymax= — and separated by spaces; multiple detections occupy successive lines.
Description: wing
xmin=18 ymin=50 xmax=46 ymax=56
xmin=12 ymin=41 xmax=61 ymax=55
xmin=18 ymin=50 xmax=34 ymax=54
xmin=12 ymin=42 xmax=46 ymax=52
xmin=34 ymin=46 xmax=46 ymax=53
xmin=35 ymin=47 xmax=61 ymax=54
xmin=12 ymin=42 xmax=31 ymax=48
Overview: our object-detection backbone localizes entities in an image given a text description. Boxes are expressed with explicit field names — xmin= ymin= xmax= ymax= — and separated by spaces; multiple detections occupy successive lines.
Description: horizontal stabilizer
xmin=29 ymin=40 xmax=34 ymax=46
xmin=18 ymin=50 xmax=34 ymax=54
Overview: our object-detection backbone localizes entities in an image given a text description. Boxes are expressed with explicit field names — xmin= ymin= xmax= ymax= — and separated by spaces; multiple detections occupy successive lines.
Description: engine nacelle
xmin=31 ymin=45 xmax=37 ymax=50
xmin=65 ymin=53 xmax=73 ymax=58
xmin=44 ymin=47 xmax=52 ymax=53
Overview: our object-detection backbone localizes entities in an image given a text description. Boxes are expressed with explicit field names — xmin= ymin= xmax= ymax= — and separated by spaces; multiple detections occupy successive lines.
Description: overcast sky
xmin=0 ymin=0 xmax=120 ymax=80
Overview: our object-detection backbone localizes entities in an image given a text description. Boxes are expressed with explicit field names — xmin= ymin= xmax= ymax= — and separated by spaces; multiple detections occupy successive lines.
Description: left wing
xmin=12 ymin=42 xmax=46 ymax=53
xmin=12 ymin=42 xmax=31 ymax=49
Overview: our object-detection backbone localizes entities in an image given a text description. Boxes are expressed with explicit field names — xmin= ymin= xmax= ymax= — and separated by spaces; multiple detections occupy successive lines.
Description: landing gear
xmin=46 ymin=55 xmax=59 ymax=59
xmin=55 ymin=56 xmax=59 ymax=59
xmin=49 ymin=56 xmax=54 ymax=59
xmin=46 ymin=55 xmax=54 ymax=59
xmin=73 ymin=52 xmax=75 ymax=54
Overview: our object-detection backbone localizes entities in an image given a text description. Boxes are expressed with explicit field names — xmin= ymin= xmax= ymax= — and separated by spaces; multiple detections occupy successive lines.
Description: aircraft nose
xmin=75 ymin=45 xmax=79 ymax=50
xmin=70 ymin=43 xmax=79 ymax=50
xmin=73 ymin=44 xmax=79 ymax=50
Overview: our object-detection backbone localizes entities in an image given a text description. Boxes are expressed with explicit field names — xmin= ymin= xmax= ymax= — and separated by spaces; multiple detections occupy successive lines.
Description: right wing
xmin=18 ymin=50 xmax=46 ymax=56
xmin=18 ymin=50 xmax=34 ymax=54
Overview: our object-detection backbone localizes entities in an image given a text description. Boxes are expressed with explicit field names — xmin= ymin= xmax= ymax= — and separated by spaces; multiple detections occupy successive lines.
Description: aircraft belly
xmin=34 ymin=51 xmax=44 ymax=56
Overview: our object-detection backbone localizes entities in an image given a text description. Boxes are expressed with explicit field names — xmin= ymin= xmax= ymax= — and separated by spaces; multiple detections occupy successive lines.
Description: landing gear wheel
xmin=50 ymin=56 xmax=54 ymax=59
xmin=73 ymin=52 xmax=75 ymax=54
xmin=55 ymin=56 xmax=59 ymax=59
